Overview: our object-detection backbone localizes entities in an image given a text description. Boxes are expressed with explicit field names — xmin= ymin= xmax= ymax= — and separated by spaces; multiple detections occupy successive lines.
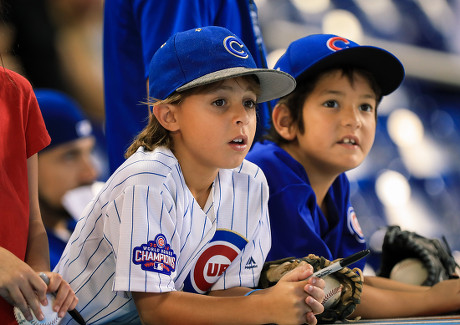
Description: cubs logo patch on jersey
xmin=347 ymin=207 xmax=365 ymax=243
xmin=132 ymin=234 xmax=176 ymax=275
xmin=183 ymin=229 xmax=248 ymax=294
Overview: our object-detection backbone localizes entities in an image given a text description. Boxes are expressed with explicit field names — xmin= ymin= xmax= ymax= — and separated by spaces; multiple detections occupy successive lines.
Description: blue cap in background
xmin=35 ymin=89 xmax=93 ymax=151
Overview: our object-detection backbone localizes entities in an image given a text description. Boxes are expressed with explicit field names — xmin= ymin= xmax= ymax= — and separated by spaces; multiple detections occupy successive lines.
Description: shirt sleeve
xmin=24 ymin=77 xmax=51 ymax=157
xmin=112 ymin=184 xmax=179 ymax=293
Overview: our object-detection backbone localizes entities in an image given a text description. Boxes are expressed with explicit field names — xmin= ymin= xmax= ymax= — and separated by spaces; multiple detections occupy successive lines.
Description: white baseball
xmin=14 ymin=293 xmax=62 ymax=325
xmin=389 ymin=258 xmax=428 ymax=285
xmin=322 ymin=275 xmax=342 ymax=309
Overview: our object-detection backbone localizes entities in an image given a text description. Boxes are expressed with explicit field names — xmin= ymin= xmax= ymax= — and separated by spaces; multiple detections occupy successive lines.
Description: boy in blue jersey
xmin=247 ymin=34 xmax=460 ymax=318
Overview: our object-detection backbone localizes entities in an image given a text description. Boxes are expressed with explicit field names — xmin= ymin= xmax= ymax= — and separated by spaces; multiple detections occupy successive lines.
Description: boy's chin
xmin=221 ymin=157 xmax=246 ymax=170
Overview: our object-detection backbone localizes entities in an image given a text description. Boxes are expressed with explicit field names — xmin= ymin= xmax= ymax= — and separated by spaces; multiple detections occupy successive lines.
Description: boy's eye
xmin=323 ymin=100 xmax=338 ymax=108
xmin=244 ymin=99 xmax=257 ymax=109
xmin=213 ymin=99 xmax=226 ymax=107
xmin=61 ymin=150 xmax=79 ymax=163
xmin=360 ymin=103 xmax=374 ymax=112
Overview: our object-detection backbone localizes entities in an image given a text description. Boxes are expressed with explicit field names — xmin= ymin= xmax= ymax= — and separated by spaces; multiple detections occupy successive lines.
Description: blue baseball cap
xmin=148 ymin=26 xmax=296 ymax=103
xmin=35 ymin=89 xmax=93 ymax=150
xmin=274 ymin=34 xmax=405 ymax=96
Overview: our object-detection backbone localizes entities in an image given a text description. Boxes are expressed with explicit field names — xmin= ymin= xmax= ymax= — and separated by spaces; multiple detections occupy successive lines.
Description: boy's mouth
xmin=229 ymin=136 xmax=248 ymax=151
xmin=339 ymin=136 xmax=359 ymax=145
xmin=230 ymin=138 xmax=246 ymax=144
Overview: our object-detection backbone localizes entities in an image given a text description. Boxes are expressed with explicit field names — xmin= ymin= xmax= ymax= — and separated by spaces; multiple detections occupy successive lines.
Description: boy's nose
xmin=342 ymin=107 xmax=362 ymax=128
xmin=79 ymin=155 xmax=99 ymax=185
xmin=234 ymin=105 xmax=251 ymax=126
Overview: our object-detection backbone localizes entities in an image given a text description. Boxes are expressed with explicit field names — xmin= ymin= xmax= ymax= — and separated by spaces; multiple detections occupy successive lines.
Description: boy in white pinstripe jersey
xmin=55 ymin=26 xmax=326 ymax=325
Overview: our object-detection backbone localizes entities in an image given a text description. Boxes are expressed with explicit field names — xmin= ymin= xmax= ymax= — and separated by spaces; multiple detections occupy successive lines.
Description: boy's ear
xmin=152 ymin=103 xmax=180 ymax=132
xmin=272 ymin=103 xmax=297 ymax=141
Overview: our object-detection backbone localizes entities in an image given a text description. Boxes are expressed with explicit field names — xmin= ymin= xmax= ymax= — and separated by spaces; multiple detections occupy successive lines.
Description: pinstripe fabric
xmin=55 ymin=146 xmax=271 ymax=324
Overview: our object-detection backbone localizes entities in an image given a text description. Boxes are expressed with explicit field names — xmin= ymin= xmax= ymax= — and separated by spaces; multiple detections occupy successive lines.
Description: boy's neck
xmin=281 ymin=142 xmax=338 ymax=209
xmin=173 ymin=151 xmax=218 ymax=210
xmin=183 ymin=169 xmax=216 ymax=210
xmin=308 ymin=171 xmax=335 ymax=213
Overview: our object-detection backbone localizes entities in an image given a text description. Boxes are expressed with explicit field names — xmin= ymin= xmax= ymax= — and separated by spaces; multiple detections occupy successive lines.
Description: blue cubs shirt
xmin=246 ymin=141 xmax=367 ymax=270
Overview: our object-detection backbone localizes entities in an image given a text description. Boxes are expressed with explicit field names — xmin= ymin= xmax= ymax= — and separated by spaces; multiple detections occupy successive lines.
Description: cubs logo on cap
xmin=326 ymin=36 xmax=351 ymax=51
xmin=274 ymin=33 xmax=405 ymax=96
xmin=223 ymin=35 xmax=249 ymax=59
xmin=148 ymin=26 xmax=295 ymax=103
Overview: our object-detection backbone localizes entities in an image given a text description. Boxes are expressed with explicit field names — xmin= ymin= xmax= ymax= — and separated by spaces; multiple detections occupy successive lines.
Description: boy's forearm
xmin=364 ymin=276 xmax=428 ymax=292
xmin=207 ymin=287 xmax=253 ymax=297
xmin=133 ymin=290 xmax=271 ymax=325
xmin=352 ymin=284 xmax=432 ymax=319
xmin=25 ymin=154 xmax=50 ymax=271
xmin=25 ymin=215 xmax=50 ymax=271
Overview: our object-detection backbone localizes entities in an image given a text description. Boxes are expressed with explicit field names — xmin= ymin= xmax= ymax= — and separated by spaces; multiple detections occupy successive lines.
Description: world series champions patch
xmin=182 ymin=229 xmax=248 ymax=294
xmin=132 ymin=234 xmax=176 ymax=275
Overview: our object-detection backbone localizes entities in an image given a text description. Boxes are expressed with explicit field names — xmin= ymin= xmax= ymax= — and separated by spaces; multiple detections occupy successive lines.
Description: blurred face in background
xmin=38 ymin=136 xmax=99 ymax=208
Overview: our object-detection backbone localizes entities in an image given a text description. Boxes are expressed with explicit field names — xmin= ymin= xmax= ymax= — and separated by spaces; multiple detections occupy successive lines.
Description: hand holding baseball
xmin=262 ymin=262 xmax=325 ymax=325
xmin=13 ymin=272 xmax=79 ymax=325
xmin=40 ymin=272 xmax=79 ymax=319
xmin=0 ymin=247 xmax=48 ymax=321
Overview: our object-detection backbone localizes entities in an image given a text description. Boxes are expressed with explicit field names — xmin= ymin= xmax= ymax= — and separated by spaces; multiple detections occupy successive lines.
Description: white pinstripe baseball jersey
xmin=54 ymin=146 xmax=271 ymax=324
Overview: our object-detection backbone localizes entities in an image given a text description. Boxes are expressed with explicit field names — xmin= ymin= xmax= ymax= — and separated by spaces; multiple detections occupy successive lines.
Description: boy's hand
xmin=262 ymin=262 xmax=325 ymax=325
xmin=43 ymin=272 xmax=79 ymax=318
xmin=259 ymin=254 xmax=364 ymax=323
xmin=0 ymin=248 xmax=48 ymax=321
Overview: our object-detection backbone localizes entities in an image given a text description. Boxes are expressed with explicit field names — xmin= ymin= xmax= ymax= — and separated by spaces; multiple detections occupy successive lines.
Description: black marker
xmin=39 ymin=272 xmax=87 ymax=325
xmin=307 ymin=249 xmax=370 ymax=279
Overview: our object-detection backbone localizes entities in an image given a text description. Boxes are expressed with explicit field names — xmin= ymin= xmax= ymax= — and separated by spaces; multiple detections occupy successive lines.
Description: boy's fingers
xmin=57 ymin=292 xmax=79 ymax=318
xmin=305 ymin=311 xmax=318 ymax=325
xmin=306 ymin=295 xmax=325 ymax=315
xmin=306 ymin=284 xmax=326 ymax=304
xmin=8 ymin=288 xmax=32 ymax=321
xmin=281 ymin=262 xmax=314 ymax=282
xmin=46 ymin=272 xmax=63 ymax=293
xmin=12 ymin=287 xmax=44 ymax=322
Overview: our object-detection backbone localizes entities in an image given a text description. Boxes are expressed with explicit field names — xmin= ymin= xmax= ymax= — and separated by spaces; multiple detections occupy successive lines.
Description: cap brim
xmin=176 ymin=67 xmax=296 ymax=103
xmin=298 ymin=46 xmax=404 ymax=95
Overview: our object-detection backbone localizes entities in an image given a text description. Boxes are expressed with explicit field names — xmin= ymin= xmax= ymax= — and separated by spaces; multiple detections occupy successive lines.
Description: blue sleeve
xmin=133 ymin=0 xmax=266 ymax=80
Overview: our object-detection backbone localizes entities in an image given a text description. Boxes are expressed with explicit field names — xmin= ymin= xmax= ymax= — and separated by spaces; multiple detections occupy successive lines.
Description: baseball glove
xmin=378 ymin=225 xmax=459 ymax=286
xmin=258 ymin=254 xmax=363 ymax=324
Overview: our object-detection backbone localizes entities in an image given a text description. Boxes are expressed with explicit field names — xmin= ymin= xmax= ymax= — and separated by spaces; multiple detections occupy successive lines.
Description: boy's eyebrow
xmin=320 ymin=89 xmax=376 ymax=100
xmin=208 ymin=83 xmax=258 ymax=94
